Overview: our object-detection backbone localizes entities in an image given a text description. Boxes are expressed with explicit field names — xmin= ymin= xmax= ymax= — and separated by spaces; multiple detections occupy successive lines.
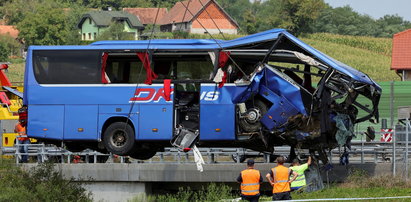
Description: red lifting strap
xmin=101 ymin=52 xmax=109 ymax=84
xmin=0 ymin=64 xmax=11 ymax=86
xmin=137 ymin=52 xmax=158 ymax=85
xmin=163 ymin=79 xmax=171 ymax=101
xmin=218 ymin=51 xmax=230 ymax=88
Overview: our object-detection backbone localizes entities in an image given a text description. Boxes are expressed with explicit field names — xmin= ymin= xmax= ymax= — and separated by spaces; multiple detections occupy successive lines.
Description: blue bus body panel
xmin=26 ymin=84 xmax=172 ymax=141
xmin=63 ymin=105 xmax=98 ymax=140
xmin=138 ymin=105 xmax=173 ymax=140
xmin=199 ymin=84 xmax=236 ymax=140
xmin=28 ymin=105 xmax=64 ymax=140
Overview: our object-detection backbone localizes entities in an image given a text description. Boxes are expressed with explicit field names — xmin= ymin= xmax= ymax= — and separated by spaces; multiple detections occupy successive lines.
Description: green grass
xmin=7 ymin=62 xmax=25 ymax=84
xmin=288 ymin=187 xmax=411 ymax=201
xmin=301 ymin=36 xmax=397 ymax=82
xmin=140 ymin=171 xmax=411 ymax=202
xmin=303 ymin=33 xmax=392 ymax=56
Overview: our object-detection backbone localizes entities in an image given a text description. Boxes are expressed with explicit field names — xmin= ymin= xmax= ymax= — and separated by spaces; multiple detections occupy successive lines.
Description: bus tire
xmin=103 ymin=122 xmax=135 ymax=156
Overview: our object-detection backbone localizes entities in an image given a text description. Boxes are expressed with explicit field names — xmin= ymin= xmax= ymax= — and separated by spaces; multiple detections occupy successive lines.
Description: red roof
xmin=0 ymin=25 xmax=19 ymax=39
xmin=123 ymin=8 xmax=168 ymax=25
xmin=158 ymin=0 xmax=237 ymax=27
xmin=391 ymin=29 xmax=411 ymax=70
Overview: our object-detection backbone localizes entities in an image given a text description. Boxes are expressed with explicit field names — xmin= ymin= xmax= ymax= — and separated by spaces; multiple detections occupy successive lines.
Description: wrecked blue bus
xmin=22 ymin=29 xmax=381 ymax=161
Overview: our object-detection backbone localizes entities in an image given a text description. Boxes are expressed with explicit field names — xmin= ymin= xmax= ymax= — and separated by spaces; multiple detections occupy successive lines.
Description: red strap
xmin=0 ymin=64 xmax=11 ymax=86
xmin=218 ymin=51 xmax=230 ymax=88
xmin=137 ymin=52 xmax=158 ymax=85
xmin=163 ymin=79 xmax=171 ymax=101
xmin=101 ymin=52 xmax=109 ymax=84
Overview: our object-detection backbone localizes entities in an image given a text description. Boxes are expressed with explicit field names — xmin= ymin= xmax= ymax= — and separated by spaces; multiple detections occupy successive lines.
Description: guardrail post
xmin=41 ymin=145 xmax=45 ymax=163
xmin=15 ymin=141 xmax=19 ymax=164
xmin=361 ymin=133 xmax=364 ymax=164
xmin=390 ymin=81 xmax=394 ymax=128
xmin=393 ymin=125 xmax=397 ymax=176
xmin=236 ymin=149 xmax=240 ymax=164
xmin=406 ymin=119 xmax=409 ymax=181
xmin=94 ymin=151 xmax=97 ymax=164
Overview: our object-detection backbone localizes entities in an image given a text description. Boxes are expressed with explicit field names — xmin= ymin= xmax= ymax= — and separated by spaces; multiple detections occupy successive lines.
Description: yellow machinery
xmin=0 ymin=62 xmax=26 ymax=150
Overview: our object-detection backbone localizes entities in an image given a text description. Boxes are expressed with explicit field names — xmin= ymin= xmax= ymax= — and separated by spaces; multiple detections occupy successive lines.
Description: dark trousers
xmin=272 ymin=191 xmax=291 ymax=200
xmin=18 ymin=139 xmax=30 ymax=163
xmin=241 ymin=194 xmax=260 ymax=202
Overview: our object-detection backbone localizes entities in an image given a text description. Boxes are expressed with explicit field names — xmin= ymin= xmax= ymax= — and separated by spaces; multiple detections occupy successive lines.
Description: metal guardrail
xmin=1 ymin=140 xmax=399 ymax=165
xmin=2 ymin=129 xmax=408 ymax=166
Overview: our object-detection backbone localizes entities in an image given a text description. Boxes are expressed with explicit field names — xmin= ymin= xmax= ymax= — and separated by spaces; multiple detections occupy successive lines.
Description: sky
xmin=324 ymin=0 xmax=411 ymax=21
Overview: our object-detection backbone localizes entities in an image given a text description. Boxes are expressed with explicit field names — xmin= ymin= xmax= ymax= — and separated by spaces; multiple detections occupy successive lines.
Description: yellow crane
xmin=0 ymin=62 xmax=25 ymax=149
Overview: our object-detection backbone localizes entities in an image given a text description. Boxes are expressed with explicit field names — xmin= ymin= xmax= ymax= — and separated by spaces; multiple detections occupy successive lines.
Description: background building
xmin=158 ymin=0 xmax=239 ymax=34
xmin=77 ymin=11 xmax=144 ymax=41
xmin=391 ymin=29 xmax=411 ymax=81
xmin=123 ymin=8 xmax=168 ymax=26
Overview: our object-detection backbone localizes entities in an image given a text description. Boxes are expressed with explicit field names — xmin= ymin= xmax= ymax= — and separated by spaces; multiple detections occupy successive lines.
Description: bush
xmin=0 ymin=162 xmax=92 ymax=202
xmin=0 ymin=35 xmax=22 ymax=60
xmin=134 ymin=183 xmax=236 ymax=202
xmin=0 ymin=43 xmax=7 ymax=61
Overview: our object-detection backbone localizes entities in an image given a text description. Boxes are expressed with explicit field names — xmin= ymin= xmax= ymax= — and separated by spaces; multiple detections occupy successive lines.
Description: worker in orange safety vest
xmin=15 ymin=118 xmax=30 ymax=163
xmin=266 ymin=156 xmax=298 ymax=200
xmin=237 ymin=159 xmax=263 ymax=202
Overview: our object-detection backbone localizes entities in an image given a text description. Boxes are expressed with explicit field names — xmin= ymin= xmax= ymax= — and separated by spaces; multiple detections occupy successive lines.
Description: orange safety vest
xmin=15 ymin=123 xmax=29 ymax=141
xmin=240 ymin=169 xmax=260 ymax=195
xmin=272 ymin=165 xmax=291 ymax=193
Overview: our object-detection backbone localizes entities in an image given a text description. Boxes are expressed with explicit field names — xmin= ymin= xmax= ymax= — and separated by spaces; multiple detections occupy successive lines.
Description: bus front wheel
xmin=103 ymin=122 xmax=136 ymax=155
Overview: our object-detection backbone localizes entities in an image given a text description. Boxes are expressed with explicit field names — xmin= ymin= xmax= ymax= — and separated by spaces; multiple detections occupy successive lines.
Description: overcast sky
xmin=324 ymin=0 xmax=411 ymax=21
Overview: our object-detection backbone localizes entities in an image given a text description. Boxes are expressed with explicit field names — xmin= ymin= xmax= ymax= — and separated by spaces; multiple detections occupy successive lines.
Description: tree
xmin=0 ymin=43 xmax=8 ymax=61
xmin=65 ymin=4 xmax=88 ymax=45
xmin=255 ymin=0 xmax=282 ymax=32
xmin=96 ymin=22 xmax=136 ymax=41
xmin=243 ymin=9 xmax=258 ymax=34
xmin=278 ymin=0 xmax=326 ymax=35
xmin=0 ymin=35 xmax=21 ymax=57
xmin=0 ymin=0 xmax=39 ymax=25
xmin=375 ymin=15 xmax=411 ymax=37
xmin=216 ymin=0 xmax=252 ymax=34
xmin=17 ymin=2 xmax=69 ymax=46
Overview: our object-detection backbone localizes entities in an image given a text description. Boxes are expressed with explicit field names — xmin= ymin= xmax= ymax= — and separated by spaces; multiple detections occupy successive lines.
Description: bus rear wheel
xmin=103 ymin=122 xmax=135 ymax=155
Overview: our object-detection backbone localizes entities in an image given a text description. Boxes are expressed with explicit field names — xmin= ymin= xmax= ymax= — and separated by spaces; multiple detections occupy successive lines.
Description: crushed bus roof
xmin=28 ymin=28 xmax=380 ymax=89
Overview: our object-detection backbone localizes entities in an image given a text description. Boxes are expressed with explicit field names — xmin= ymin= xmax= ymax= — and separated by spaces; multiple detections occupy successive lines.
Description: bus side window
xmin=33 ymin=50 xmax=101 ymax=84
xmin=175 ymin=58 xmax=213 ymax=80
xmin=153 ymin=60 xmax=173 ymax=80
xmin=105 ymin=55 xmax=145 ymax=84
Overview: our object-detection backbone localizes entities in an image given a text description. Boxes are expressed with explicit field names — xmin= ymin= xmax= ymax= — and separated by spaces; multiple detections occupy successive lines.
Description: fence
xmin=392 ymin=119 xmax=411 ymax=179
xmin=355 ymin=81 xmax=411 ymax=134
